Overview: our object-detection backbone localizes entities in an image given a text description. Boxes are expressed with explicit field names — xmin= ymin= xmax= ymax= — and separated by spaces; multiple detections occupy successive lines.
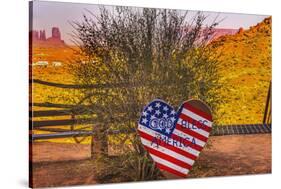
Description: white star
xmin=142 ymin=111 xmax=148 ymax=117
xmin=170 ymin=110 xmax=176 ymax=115
xmin=155 ymin=110 xmax=161 ymax=115
xmin=155 ymin=102 xmax=161 ymax=108
xmin=147 ymin=106 xmax=153 ymax=112
xmin=142 ymin=118 xmax=148 ymax=124
xmin=165 ymin=128 xmax=171 ymax=133
xmin=170 ymin=117 xmax=176 ymax=122
xmin=163 ymin=106 xmax=169 ymax=111
xmin=163 ymin=113 xmax=168 ymax=118
xmin=151 ymin=115 xmax=156 ymax=119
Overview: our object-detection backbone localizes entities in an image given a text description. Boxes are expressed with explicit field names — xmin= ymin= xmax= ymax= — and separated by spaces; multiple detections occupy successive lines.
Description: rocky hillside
xmin=211 ymin=17 xmax=272 ymax=124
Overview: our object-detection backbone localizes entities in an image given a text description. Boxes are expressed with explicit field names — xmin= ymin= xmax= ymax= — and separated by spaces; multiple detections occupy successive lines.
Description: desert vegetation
xmin=62 ymin=6 xmax=223 ymax=181
xmin=211 ymin=17 xmax=271 ymax=124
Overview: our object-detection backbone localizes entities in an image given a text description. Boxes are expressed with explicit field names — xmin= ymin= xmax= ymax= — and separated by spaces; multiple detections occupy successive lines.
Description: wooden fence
xmin=29 ymin=79 xmax=272 ymax=157
xmin=30 ymin=103 xmax=271 ymax=140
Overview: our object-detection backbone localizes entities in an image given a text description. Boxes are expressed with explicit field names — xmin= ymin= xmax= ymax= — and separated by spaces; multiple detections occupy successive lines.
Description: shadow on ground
xmin=30 ymin=134 xmax=271 ymax=187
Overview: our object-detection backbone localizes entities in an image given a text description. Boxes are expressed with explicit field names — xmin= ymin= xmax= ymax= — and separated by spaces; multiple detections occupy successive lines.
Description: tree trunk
xmin=91 ymin=124 xmax=108 ymax=158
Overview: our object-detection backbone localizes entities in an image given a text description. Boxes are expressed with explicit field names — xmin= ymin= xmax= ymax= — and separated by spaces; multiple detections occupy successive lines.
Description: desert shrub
xmin=70 ymin=6 xmax=222 ymax=181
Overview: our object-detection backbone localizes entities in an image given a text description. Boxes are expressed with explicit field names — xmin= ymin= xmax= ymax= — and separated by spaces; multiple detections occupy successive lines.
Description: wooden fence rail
xmin=31 ymin=79 xmax=170 ymax=89
xmin=30 ymin=102 xmax=137 ymax=113
xmin=31 ymin=109 xmax=83 ymax=117
xmin=31 ymin=123 xmax=271 ymax=141
xmin=31 ymin=118 xmax=98 ymax=127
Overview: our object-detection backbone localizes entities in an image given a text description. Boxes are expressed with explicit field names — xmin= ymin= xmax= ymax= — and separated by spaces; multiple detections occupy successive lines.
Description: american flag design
xmin=138 ymin=99 xmax=213 ymax=178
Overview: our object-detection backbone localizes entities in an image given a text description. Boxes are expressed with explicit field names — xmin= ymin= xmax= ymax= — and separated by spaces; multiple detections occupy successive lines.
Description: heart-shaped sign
xmin=138 ymin=99 xmax=212 ymax=178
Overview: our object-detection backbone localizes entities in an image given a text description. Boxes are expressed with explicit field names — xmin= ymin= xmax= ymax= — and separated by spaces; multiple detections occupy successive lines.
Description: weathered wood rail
xmin=31 ymin=123 xmax=271 ymax=141
xmin=31 ymin=79 xmax=171 ymax=89
xmin=211 ymin=124 xmax=271 ymax=136
xmin=30 ymin=101 xmax=272 ymax=141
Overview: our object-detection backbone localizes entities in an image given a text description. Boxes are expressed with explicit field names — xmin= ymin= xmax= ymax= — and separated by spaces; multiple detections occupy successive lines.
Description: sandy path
xmin=189 ymin=134 xmax=271 ymax=177
xmin=30 ymin=134 xmax=271 ymax=187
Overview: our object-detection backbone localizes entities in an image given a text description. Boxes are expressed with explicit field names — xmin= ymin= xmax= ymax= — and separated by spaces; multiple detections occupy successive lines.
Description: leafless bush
xmin=70 ymin=6 xmax=222 ymax=182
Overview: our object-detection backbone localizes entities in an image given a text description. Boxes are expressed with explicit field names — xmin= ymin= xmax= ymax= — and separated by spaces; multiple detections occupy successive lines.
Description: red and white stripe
xmin=138 ymin=103 xmax=212 ymax=178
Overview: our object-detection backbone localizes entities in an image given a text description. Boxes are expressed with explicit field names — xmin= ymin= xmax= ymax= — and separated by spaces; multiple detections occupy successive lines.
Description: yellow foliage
xmin=211 ymin=17 xmax=271 ymax=124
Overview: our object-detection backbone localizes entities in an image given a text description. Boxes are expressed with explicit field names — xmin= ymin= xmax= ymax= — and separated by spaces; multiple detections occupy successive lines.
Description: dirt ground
xmin=30 ymin=134 xmax=271 ymax=188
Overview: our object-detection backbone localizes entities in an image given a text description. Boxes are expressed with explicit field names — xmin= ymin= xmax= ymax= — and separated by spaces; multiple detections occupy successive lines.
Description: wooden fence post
xmin=91 ymin=124 xmax=95 ymax=159
xmin=91 ymin=124 xmax=108 ymax=158
xmin=263 ymin=81 xmax=271 ymax=124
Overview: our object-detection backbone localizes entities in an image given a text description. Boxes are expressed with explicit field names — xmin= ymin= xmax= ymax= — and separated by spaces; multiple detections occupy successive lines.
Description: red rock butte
xmin=30 ymin=27 xmax=66 ymax=47
xmin=212 ymin=28 xmax=238 ymax=40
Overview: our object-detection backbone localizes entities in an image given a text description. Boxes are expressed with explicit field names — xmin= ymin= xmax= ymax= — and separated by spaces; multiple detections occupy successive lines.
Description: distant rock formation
xmin=46 ymin=27 xmax=65 ymax=45
xmin=238 ymin=27 xmax=244 ymax=34
xmin=30 ymin=27 xmax=66 ymax=47
xmin=31 ymin=30 xmax=39 ymax=41
xmin=212 ymin=28 xmax=238 ymax=40
xmin=51 ymin=27 xmax=61 ymax=40
xmin=39 ymin=30 xmax=46 ymax=40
